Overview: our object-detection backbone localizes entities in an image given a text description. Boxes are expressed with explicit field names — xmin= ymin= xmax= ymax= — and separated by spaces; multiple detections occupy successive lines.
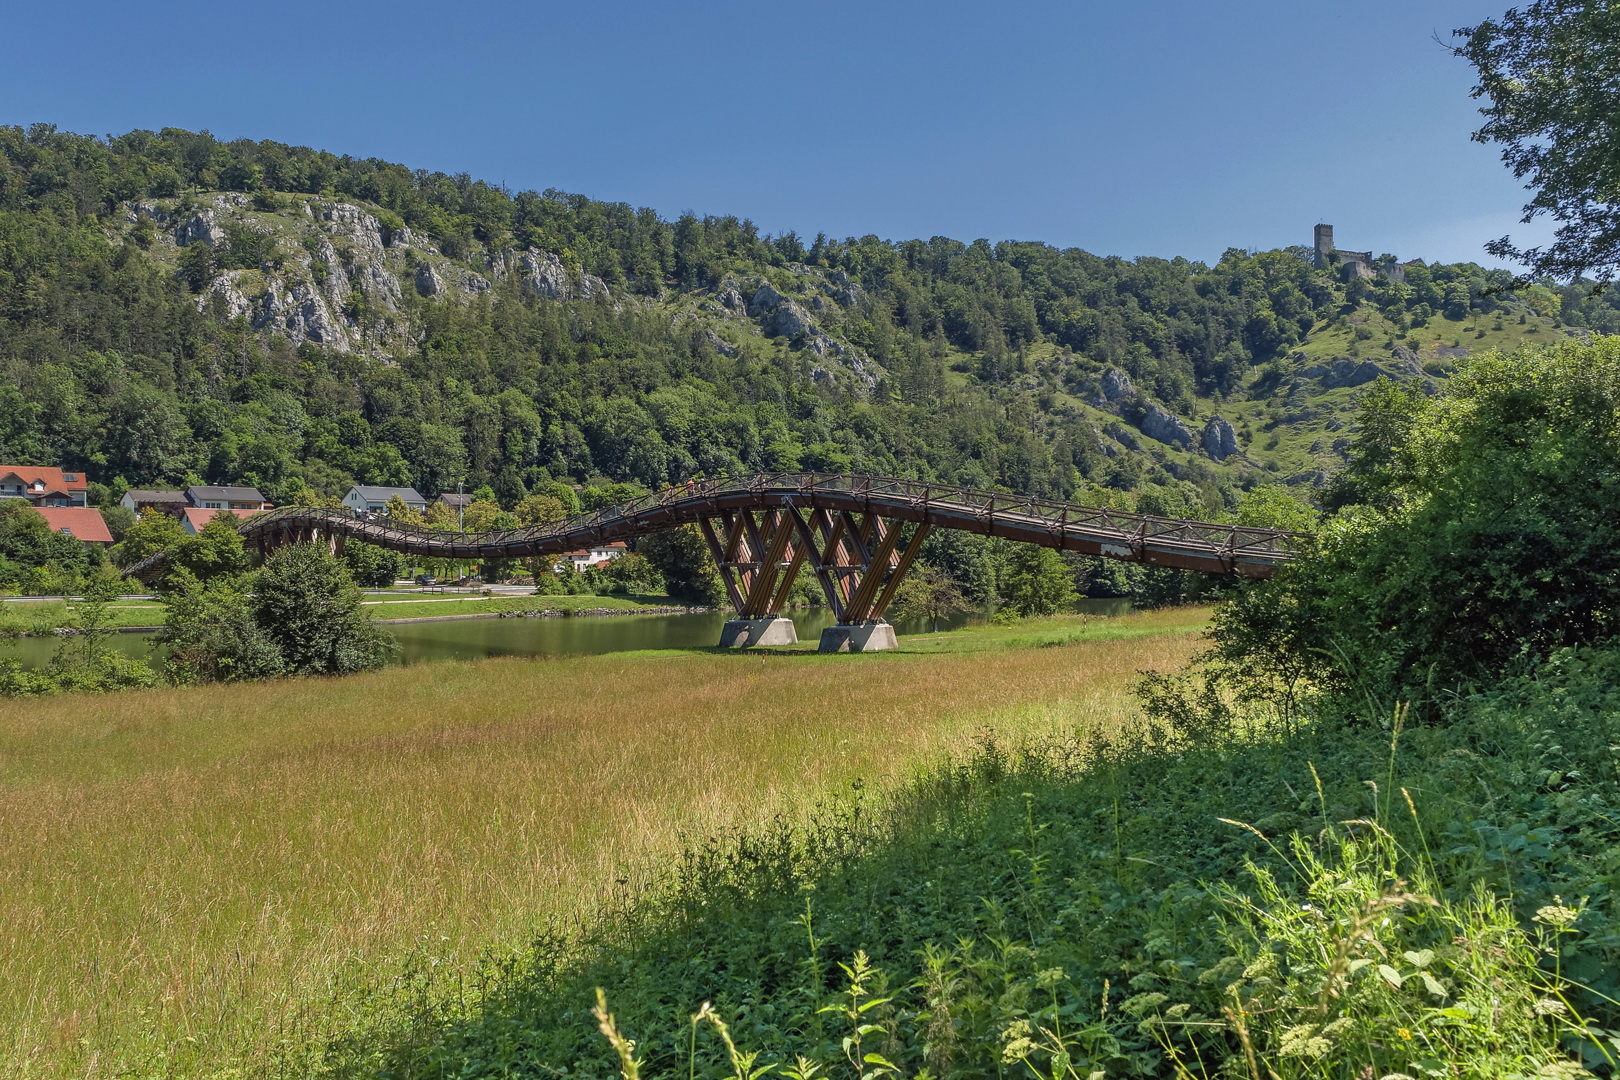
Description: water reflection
xmin=5 ymin=598 xmax=1133 ymax=669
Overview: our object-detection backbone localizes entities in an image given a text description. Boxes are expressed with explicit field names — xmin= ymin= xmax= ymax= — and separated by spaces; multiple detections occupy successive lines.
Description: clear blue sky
xmin=5 ymin=0 xmax=1547 ymax=267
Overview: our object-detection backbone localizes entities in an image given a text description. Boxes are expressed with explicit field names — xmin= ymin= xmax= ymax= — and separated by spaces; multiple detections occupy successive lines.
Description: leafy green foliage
xmin=321 ymin=647 xmax=1620 ymax=1079
xmin=1001 ymin=545 xmax=1078 ymax=617
xmin=891 ymin=562 xmax=970 ymax=630
xmin=342 ymin=540 xmax=408 ymax=589
xmin=0 ymin=499 xmax=95 ymax=590
xmin=160 ymin=544 xmax=394 ymax=683
xmin=158 ymin=571 xmax=286 ymax=684
xmin=252 ymin=544 xmax=396 ymax=675
xmin=1457 ymin=2 xmax=1620 ymax=281
xmin=637 ymin=526 xmax=725 ymax=607
xmin=1212 ymin=338 xmax=1620 ymax=711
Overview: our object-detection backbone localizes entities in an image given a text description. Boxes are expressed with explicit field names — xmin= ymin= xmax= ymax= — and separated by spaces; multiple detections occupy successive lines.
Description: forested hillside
xmin=2 ymin=123 xmax=1610 ymax=518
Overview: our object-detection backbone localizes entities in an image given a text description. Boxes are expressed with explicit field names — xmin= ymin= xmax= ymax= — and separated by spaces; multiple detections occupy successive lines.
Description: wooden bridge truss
xmin=699 ymin=506 xmax=931 ymax=627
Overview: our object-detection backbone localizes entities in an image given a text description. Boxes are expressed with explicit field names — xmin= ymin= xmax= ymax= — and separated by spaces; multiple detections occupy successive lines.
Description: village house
xmin=0 ymin=466 xmax=89 ymax=507
xmin=31 ymin=506 xmax=113 ymax=545
xmin=558 ymin=541 xmax=628 ymax=572
xmin=119 ymin=489 xmax=188 ymax=513
xmin=186 ymin=485 xmax=269 ymax=511
xmin=342 ymin=485 xmax=428 ymax=515
xmin=179 ymin=506 xmax=261 ymax=534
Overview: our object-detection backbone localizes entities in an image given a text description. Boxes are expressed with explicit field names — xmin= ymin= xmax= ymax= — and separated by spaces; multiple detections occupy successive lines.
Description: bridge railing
xmin=230 ymin=472 xmax=1303 ymax=560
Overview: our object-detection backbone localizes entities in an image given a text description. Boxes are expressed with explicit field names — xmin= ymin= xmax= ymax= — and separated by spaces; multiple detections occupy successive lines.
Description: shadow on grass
xmin=313 ymin=664 xmax=1620 ymax=1079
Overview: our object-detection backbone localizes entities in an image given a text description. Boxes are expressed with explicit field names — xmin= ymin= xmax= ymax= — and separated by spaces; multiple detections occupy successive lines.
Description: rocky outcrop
xmin=1301 ymin=357 xmax=1386 ymax=389
xmin=750 ymin=283 xmax=817 ymax=339
xmin=415 ymin=262 xmax=444 ymax=297
xmin=1202 ymin=415 xmax=1239 ymax=461
xmin=200 ymin=273 xmax=254 ymax=320
xmin=175 ymin=210 xmax=227 ymax=249
xmin=508 ymin=248 xmax=606 ymax=302
xmin=1100 ymin=368 xmax=1135 ymax=402
xmin=1138 ymin=402 xmax=1195 ymax=448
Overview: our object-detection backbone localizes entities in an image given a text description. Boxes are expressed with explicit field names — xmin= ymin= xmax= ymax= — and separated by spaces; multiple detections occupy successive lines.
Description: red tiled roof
xmin=1 ymin=466 xmax=88 ymax=492
xmin=32 ymin=506 xmax=113 ymax=543
xmin=180 ymin=507 xmax=259 ymax=533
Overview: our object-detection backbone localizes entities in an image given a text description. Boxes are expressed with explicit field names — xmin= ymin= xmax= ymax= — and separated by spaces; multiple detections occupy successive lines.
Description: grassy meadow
xmin=0 ymin=608 xmax=1207 ymax=1078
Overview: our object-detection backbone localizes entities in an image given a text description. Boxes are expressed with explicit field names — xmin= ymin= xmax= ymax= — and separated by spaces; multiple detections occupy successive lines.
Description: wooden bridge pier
xmin=697 ymin=504 xmax=930 ymax=651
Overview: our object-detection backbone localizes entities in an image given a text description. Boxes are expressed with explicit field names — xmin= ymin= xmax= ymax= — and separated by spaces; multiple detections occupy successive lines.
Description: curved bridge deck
xmin=128 ymin=473 xmax=1299 ymax=647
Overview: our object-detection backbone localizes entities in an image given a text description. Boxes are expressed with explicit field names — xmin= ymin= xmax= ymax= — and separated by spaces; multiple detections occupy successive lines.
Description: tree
xmin=1235 ymin=485 xmax=1318 ymax=533
xmin=157 ymin=571 xmax=286 ymax=684
xmin=0 ymin=500 xmax=93 ymax=580
xmin=637 ymin=526 xmax=725 ymax=606
xmin=1213 ymin=337 xmax=1620 ymax=712
xmin=251 ymin=544 xmax=396 ymax=675
xmin=385 ymin=494 xmax=424 ymax=525
xmin=342 ymin=541 xmax=408 ymax=588
xmin=515 ymin=494 xmax=567 ymax=526
xmin=891 ymin=562 xmax=970 ymax=631
xmin=1456 ymin=3 xmax=1620 ymax=280
xmin=168 ymin=514 xmax=249 ymax=582
xmin=578 ymin=481 xmax=648 ymax=511
xmin=111 ymin=508 xmax=186 ymax=569
xmin=601 ymin=552 xmax=662 ymax=595
xmin=461 ymin=499 xmax=504 ymax=530
xmin=1001 ymin=546 xmax=1077 ymax=617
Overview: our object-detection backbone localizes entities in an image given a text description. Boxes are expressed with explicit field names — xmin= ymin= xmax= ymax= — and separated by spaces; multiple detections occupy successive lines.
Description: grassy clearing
xmin=338 ymin=644 xmax=1620 ymax=1080
xmin=0 ymin=609 xmax=1206 ymax=1078
xmin=0 ymin=597 xmax=166 ymax=633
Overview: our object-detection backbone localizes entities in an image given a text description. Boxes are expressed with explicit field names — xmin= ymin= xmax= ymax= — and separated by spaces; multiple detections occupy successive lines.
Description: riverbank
xmin=0 ymin=609 xmax=1208 ymax=1078
xmin=0 ymin=591 xmax=702 ymax=636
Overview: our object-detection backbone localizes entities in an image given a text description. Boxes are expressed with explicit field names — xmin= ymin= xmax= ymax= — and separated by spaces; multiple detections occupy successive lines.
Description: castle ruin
xmin=1314 ymin=224 xmax=1404 ymax=283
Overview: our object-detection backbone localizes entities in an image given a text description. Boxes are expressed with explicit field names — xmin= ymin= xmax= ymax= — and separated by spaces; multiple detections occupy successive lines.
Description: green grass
xmin=0 ymin=598 xmax=166 ymax=633
xmin=0 ymin=610 xmax=1206 ymax=1078
xmin=328 ymin=645 xmax=1620 ymax=1080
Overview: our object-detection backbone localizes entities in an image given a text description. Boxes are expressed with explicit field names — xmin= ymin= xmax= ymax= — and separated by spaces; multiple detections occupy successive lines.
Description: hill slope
xmin=0 ymin=124 xmax=1605 ymax=518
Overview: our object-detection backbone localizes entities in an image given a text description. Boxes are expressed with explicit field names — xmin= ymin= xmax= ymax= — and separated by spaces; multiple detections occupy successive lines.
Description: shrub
xmin=1214 ymin=340 xmax=1620 ymax=714
xmin=160 ymin=544 xmax=394 ymax=683
xmin=252 ymin=544 xmax=396 ymax=676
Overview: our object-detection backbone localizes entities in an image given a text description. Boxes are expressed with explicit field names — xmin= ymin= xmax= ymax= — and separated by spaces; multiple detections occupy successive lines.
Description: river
xmin=5 ymin=599 xmax=1134 ymax=670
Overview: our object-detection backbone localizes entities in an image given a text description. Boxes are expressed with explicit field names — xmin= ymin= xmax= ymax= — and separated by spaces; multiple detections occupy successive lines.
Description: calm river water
xmin=7 ymin=598 xmax=1133 ymax=670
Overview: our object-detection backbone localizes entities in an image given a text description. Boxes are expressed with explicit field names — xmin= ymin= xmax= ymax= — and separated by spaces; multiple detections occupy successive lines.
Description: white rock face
xmin=1203 ymin=415 xmax=1240 ymax=460
xmin=1100 ymin=368 xmax=1135 ymax=401
xmin=517 ymin=249 xmax=573 ymax=300
xmin=1138 ymin=402 xmax=1195 ymax=448
xmin=175 ymin=210 xmax=227 ymax=249
xmin=198 ymin=272 xmax=254 ymax=320
xmin=415 ymin=262 xmax=444 ymax=297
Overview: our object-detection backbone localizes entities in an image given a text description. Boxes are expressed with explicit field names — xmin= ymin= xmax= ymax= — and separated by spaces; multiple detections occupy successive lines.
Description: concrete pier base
xmin=718 ymin=617 xmax=799 ymax=648
xmin=818 ymin=621 xmax=899 ymax=653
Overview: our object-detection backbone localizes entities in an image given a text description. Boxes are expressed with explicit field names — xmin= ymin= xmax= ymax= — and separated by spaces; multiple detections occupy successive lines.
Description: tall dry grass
xmin=0 ymin=610 xmax=1205 ymax=1077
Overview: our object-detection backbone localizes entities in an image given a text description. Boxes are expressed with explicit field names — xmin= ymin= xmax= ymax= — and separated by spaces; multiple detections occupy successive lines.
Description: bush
xmin=158 ymin=572 xmax=286 ymax=684
xmin=252 ymin=544 xmax=396 ymax=676
xmin=160 ymin=544 xmax=395 ymax=683
xmin=342 ymin=541 xmax=408 ymax=588
xmin=1214 ymin=340 xmax=1620 ymax=714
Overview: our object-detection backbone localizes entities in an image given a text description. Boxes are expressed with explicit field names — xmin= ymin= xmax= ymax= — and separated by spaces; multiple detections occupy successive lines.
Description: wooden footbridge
xmin=127 ymin=473 xmax=1300 ymax=651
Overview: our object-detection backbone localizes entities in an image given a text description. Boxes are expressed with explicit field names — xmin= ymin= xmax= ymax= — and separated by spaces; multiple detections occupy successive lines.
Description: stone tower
xmin=1314 ymin=224 xmax=1335 ymax=269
